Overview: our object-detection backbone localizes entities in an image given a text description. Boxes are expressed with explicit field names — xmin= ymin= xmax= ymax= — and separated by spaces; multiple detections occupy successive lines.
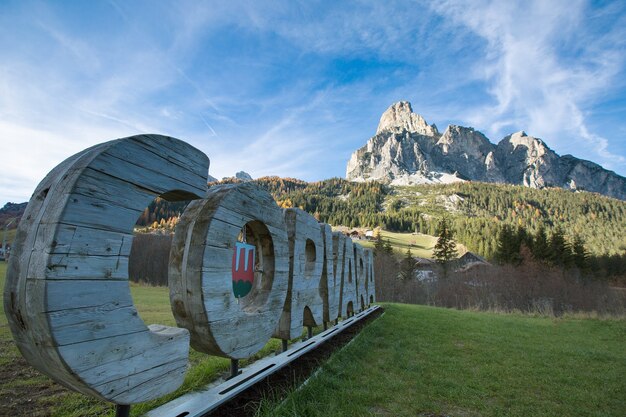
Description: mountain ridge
xmin=347 ymin=101 xmax=626 ymax=200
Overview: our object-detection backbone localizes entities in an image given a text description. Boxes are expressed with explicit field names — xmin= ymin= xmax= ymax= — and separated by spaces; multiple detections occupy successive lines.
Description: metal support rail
xmin=146 ymin=305 xmax=381 ymax=417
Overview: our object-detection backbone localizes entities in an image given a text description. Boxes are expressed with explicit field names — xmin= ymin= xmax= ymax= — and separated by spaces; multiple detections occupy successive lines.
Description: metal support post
xmin=115 ymin=404 xmax=130 ymax=417
xmin=230 ymin=359 xmax=239 ymax=379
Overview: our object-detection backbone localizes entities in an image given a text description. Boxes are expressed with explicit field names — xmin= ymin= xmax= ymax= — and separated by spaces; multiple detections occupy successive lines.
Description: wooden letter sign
xmin=3 ymin=135 xmax=376 ymax=407
xmin=3 ymin=135 xmax=209 ymax=404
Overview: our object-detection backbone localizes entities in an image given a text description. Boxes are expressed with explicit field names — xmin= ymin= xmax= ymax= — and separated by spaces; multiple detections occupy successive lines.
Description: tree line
xmin=128 ymin=177 xmax=626 ymax=280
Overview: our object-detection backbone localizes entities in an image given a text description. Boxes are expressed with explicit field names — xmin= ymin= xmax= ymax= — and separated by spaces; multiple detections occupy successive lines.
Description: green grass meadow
xmin=2 ymin=263 xmax=625 ymax=416
xmin=260 ymin=304 xmax=625 ymax=417
xmin=355 ymin=229 xmax=467 ymax=258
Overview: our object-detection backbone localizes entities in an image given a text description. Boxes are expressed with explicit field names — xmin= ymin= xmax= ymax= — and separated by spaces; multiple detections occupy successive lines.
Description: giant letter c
xmin=3 ymin=135 xmax=209 ymax=404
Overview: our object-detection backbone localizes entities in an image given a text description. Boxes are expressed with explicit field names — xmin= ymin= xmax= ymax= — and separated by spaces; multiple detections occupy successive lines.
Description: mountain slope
xmin=347 ymin=101 xmax=626 ymax=200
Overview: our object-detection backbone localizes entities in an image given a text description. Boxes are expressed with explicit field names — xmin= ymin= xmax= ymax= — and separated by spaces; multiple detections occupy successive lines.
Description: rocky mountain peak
xmin=346 ymin=101 xmax=626 ymax=200
xmin=436 ymin=125 xmax=492 ymax=155
xmin=376 ymin=101 xmax=439 ymax=136
xmin=504 ymin=131 xmax=547 ymax=152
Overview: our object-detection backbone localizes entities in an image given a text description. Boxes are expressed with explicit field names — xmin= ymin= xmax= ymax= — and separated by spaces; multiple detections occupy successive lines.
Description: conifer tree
xmin=383 ymin=239 xmax=393 ymax=254
xmin=571 ymin=234 xmax=590 ymax=271
xmin=532 ymin=225 xmax=549 ymax=261
xmin=398 ymin=248 xmax=416 ymax=280
xmin=548 ymin=226 xmax=571 ymax=267
xmin=374 ymin=232 xmax=385 ymax=255
xmin=433 ymin=216 xmax=458 ymax=264
xmin=496 ymin=224 xmax=522 ymax=265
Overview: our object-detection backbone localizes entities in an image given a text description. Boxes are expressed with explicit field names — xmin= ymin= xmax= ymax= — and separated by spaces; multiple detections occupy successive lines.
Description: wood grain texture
xmin=354 ymin=244 xmax=367 ymax=312
xmin=274 ymin=208 xmax=325 ymax=340
xmin=332 ymin=232 xmax=347 ymax=318
xmin=364 ymin=248 xmax=376 ymax=304
xmin=320 ymin=225 xmax=341 ymax=323
xmin=339 ymin=238 xmax=357 ymax=317
xmin=169 ymin=182 xmax=289 ymax=359
xmin=3 ymin=134 xmax=209 ymax=404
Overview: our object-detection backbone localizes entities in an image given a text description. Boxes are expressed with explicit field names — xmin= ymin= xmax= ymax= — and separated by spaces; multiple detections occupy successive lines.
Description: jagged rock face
xmin=558 ymin=156 xmax=626 ymax=199
xmin=347 ymin=101 xmax=626 ymax=200
xmin=432 ymin=125 xmax=504 ymax=182
xmin=495 ymin=131 xmax=561 ymax=188
xmin=347 ymin=131 xmax=430 ymax=181
xmin=376 ymin=101 xmax=439 ymax=136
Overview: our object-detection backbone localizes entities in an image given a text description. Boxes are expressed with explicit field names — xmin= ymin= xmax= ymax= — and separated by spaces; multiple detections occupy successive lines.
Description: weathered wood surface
xmin=354 ymin=243 xmax=367 ymax=311
xmin=332 ymin=232 xmax=347 ymax=318
xmin=339 ymin=237 xmax=358 ymax=317
xmin=364 ymin=248 xmax=376 ymax=304
xmin=320 ymin=225 xmax=341 ymax=323
xmin=274 ymin=208 xmax=325 ymax=340
xmin=3 ymin=134 xmax=208 ymax=404
xmin=169 ymin=182 xmax=289 ymax=359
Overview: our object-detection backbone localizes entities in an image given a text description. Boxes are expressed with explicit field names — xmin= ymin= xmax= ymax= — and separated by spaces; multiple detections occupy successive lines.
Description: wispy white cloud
xmin=429 ymin=0 xmax=626 ymax=169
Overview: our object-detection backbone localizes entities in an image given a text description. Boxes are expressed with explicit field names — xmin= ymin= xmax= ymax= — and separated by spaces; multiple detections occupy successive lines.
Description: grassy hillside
xmin=390 ymin=182 xmax=626 ymax=258
xmin=261 ymin=303 xmax=626 ymax=417
xmin=251 ymin=178 xmax=626 ymax=259
xmin=355 ymin=230 xmax=466 ymax=258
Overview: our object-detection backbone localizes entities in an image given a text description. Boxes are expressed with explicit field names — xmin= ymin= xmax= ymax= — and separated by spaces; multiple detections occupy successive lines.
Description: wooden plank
xmin=4 ymin=135 xmax=206 ymax=404
xmin=60 ymin=325 xmax=188 ymax=395
xmin=49 ymin=306 xmax=146 ymax=345
xmin=98 ymin=358 xmax=189 ymax=404
xmin=72 ymin=167 xmax=163 ymax=212
xmin=46 ymin=223 xmax=133 ymax=257
xmin=59 ymin=324 xmax=185 ymax=375
xmin=42 ymin=254 xmax=129 ymax=280
xmin=89 ymin=149 xmax=204 ymax=200
xmin=98 ymin=138 xmax=207 ymax=194
xmin=130 ymin=135 xmax=211 ymax=181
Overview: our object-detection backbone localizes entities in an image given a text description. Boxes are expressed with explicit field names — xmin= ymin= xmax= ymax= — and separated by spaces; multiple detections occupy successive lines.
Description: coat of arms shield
xmin=232 ymin=241 xmax=256 ymax=299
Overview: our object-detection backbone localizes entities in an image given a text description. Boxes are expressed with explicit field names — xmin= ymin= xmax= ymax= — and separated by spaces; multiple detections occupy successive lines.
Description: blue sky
xmin=1 ymin=0 xmax=625 ymax=205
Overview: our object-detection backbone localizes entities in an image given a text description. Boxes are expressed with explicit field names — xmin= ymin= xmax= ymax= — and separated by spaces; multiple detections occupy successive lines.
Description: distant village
xmin=338 ymin=226 xmax=490 ymax=282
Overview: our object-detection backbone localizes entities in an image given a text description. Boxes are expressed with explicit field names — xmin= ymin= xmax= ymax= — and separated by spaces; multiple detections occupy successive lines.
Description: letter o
xmin=169 ymin=182 xmax=289 ymax=359
xmin=3 ymin=135 xmax=209 ymax=404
